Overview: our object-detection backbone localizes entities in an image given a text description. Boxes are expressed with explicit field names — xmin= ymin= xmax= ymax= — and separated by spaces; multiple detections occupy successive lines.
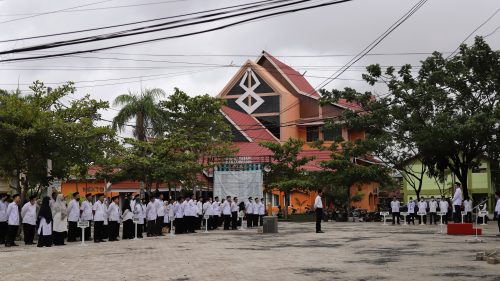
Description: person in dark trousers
xmin=452 ymin=183 xmax=463 ymax=223
xmin=146 ymin=196 xmax=157 ymax=237
xmin=231 ymin=197 xmax=239 ymax=230
xmin=121 ymin=199 xmax=134 ymax=239
xmin=5 ymin=194 xmax=21 ymax=247
xmin=390 ymin=196 xmax=400 ymax=225
xmin=21 ymin=195 xmax=37 ymax=245
xmin=37 ymin=197 xmax=53 ymax=247
xmin=222 ymin=196 xmax=232 ymax=230
xmin=314 ymin=191 xmax=324 ymax=233
xmin=66 ymin=192 xmax=80 ymax=242
xmin=92 ymin=193 xmax=106 ymax=243
xmin=0 ymin=194 xmax=8 ymax=245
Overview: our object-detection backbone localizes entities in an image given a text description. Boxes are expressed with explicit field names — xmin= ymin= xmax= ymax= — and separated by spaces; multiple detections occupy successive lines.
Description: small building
xmin=401 ymin=157 xmax=495 ymax=211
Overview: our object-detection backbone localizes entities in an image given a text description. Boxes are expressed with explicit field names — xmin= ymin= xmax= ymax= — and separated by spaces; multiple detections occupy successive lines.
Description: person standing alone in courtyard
xmin=391 ymin=196 xmax=400 ymax=225
xmin=314 ymin=191 xmax=324 ymax=233
xmin=452 ymin=183 xmax=463 ymax=223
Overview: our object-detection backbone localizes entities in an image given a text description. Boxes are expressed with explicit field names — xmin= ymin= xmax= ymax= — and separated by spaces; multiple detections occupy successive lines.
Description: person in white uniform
xmin=146 ymin=196 xmax=157 ymax=237
xmin=155 ymin=193 xmax=165 ymax=236
xmin=196 ymin=197 xmax=203 ymax=230
xmin=258 ymin=198 xmax=265 ymax=226
xmin=245 ymin=197 xmax=254 ymax=228
xmin=390 ymin=196 xmax=400 ymax=225
xmin=5 ymin=194 xmax=21 ymax=247
xmin=231 ymin=197 xmax=239 ymax=230
xmin=67 ymin=192 xmax=81 ymax=242
xmin=52 ymin=194 xmax=68 ymax=246
xmin=452 ymin=183 xmax=463 ymax=223
xmin=174 ymin=197 xmax=185 ymax=234
xmin=80 ymin=193 xmax=93 ymax=241
xmin=92 ymin=193 xmax=106 ymax=243
xmin=37 ymin=196 xmax=53 ymax=247
xmin=222 ymin=196 xmax=232 ymax=230
xmin=107 ymin=196 xmax=121 ymax=241
xmin=417 ymin=198 xmax=428 ymax=224
xmin=185 ymin=195 xmax=197 ymax=233
xmin=21 ymin=195 xmax=37 ymax=245
xmin=211 ymin=197 xmax=220 ymax=230
xmin=133 ymin=196 xmax=145 ymax=238
xmin=252 ymin=198 xmax=260 ymax=227
xmin=463 ymin=198 xmax=473 ymax=223
xmin=0 ymin=194 xmax=8 ymax=245
xmin=407 ymin=198 xmax=416 ymax=225
xmin=428 ymin=196 xmax=438 ymax=225
xmin=439 ymin=196 xmax=449 ymax=224
xmin=314 ymin=191 xmax=324 ymax=233
xmin=121 ymin=199 xmax=134 ymax=239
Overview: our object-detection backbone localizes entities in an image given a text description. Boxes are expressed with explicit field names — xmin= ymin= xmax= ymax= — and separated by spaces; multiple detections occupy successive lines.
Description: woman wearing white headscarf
xmin=52 ymin=194 xmax=68 ymax=246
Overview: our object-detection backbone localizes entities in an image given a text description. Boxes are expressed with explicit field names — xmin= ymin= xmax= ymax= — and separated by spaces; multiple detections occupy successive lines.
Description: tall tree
xmin=259 ymin=138 xmax=315 ymax=219
xmin=112 ymin=88 xmax=165 ymax=141
xmin=320 ymin=36 xmax=499 ymax=200
xmin=0 ymin=81 xmax=116 ymax=198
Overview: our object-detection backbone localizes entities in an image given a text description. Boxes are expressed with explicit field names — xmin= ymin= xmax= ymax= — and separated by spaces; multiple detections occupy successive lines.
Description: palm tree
xmin=112 ymin=88 xmax=166 ymax=141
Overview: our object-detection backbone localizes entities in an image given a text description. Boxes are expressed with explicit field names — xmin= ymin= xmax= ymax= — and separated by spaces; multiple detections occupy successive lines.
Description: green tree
xmin=259 ymin=138 xmax=315 ymax=220
xmin=0 ymin=81 xmax=117 ymax=198
xmin=112 ymin=88 xmax=165 ymax=141
xmin=321 ymin=37 xmax=499 ymax=200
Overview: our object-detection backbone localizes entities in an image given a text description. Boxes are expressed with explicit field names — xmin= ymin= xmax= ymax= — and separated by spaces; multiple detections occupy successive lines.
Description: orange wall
xmin=269 ymin=189 xmax=319 ymax=214
xmin=349 ymin=182 xmax=380 ymax=212
xmin=61 ymin=181 xmax=119 ymax=198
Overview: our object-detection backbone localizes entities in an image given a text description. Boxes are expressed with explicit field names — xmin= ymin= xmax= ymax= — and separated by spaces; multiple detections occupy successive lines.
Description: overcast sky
xmin=0 ymin=0 xmax=498 ymax=137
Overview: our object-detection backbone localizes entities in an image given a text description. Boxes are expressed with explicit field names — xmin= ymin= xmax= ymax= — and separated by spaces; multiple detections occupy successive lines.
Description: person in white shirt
xmin=107 ymin=196 xmax=120 ymax=241
xmin=155 ymin=193 xmax=166 ymax=236
xmin=66 ymin=192 xmax=81 ymax=242
xmin=80 ymin=193 xmax=93 ymax=241
xmin=245 ymin=197 xmax=254 ymax=228
xmin=166 ymin=199 xmax=174 ymax=233
xmin=37 ymin=196 xmax=53 ymax=247
xmin=196 ymin=197 xmax=203 ymax=230
xmin=407 ymin=198 xmax=416 ymax=225
xmin=494 ymin=191 xmax=500 ymax=236
xmin=221 ymin=196 xmax=232 ymax=230
xmin=52 ymin=194 xmax=68 ymax=246
xmin=428 ymin=196 xmax=438 ymax=225
xmin=174 ymin=197 xmax=185 ymax=234
xmin=258 ymin=198 xmax=265 ymax=226
xmin=21 ymin=195 xmax=37 ymax=245
xmin=185 ymin=195 xmax=197 ymax=233
xmin=252 ymin=198 xmax=260 ymax=227
xmin=211 ymin=197 xmax=220 ymax=230
xmin=122 ymin=199 xmax=134 ymax=239
xmin=439 ymin=196 xmax=449 ymax=224
xmin=452 ymin=183 xmax=463 ymax=223
xmin=417 ymin=198 xmax=428 ymax=224
xmin=92 ymin=194 xmax=106 ymax=243
xmin=146 ymin=196 xmax=157 ymax=237
xmin=390 ymin=196 xmax=400 ymax=225
xmin=231 ymin=197 xmax=239 ymax=230
xmin=133 ymin=197 xmax=145 ymax=238
xmin=5 ymin=194 xmax=21 ymax=247
xmin=0 ymin=193 xmax=8 ymax=245
xmin=463 ymin=198 xmax=473 ymax=223
xmin=314 ymin=191 xmax=324 ymax=233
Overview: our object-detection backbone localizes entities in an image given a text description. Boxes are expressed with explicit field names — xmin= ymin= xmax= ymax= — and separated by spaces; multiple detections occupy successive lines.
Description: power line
xmin=275 ymin=0 xmax=428 ymax=118
xmin=447 ymin=6 xmax=500 ymax=58
xmin=0 ymin=0 xmax=189 ymax=17
xmin=0 ymin=0 xmax=115 ymax=25
xmin=0 ymin=0 xmax=353 ymax=62
xmin=0 ymin=0 xmax=276 ymax=43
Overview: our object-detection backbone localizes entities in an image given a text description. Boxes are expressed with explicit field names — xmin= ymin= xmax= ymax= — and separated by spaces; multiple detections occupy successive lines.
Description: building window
xmin=272 ymin=194 xmax=279 ymax=207
xmin=472 ymin=166 xmax=487 ymax=173
xmin=306 ymin=126 xmax=319 ymax=142
xmin=323 ymin=126 xmax=342 ymax=141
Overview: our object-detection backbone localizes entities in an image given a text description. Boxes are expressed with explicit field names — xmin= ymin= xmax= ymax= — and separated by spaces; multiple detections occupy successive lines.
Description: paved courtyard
xmin=1 ymin=222 xmax=499 ymax=281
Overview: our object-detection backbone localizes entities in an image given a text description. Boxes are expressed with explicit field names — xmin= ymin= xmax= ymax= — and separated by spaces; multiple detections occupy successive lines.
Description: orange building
xmin=217 ymin=51 xmax=379 ymax=213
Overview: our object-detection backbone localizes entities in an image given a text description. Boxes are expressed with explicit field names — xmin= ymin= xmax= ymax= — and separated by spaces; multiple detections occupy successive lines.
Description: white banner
xmin=213 ymin=170 xmax=263 ymax=200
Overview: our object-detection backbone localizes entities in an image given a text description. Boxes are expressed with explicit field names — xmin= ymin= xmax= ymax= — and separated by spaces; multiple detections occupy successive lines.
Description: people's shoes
xmin=5 ymin=244 xmax=11 ymax=247
xmin=316 ymin=231 xmax=325 ymax=233
xmin=94 ymin=240 xmax=100 ymax=243
xmin=496 ymin=234 xmax=500 ymax=237
xmin=11 ymin=243 xmax=19 ymax=246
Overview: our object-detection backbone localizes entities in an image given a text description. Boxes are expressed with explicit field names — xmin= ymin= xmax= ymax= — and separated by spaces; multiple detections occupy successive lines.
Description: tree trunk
xmin=457 ymin=166 xmax=469 ymax=200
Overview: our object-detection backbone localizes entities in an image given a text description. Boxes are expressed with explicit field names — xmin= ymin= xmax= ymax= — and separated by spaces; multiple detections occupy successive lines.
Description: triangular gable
xmin=221 ymin=106 xmax=278 ymax=143
xmin=257 ymin=51 xmax=320 ymax=99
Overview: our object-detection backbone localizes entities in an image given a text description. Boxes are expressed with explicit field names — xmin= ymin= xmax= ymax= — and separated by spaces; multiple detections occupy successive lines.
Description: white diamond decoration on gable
xmin=235 ymin=68 xmax=264 ymax=114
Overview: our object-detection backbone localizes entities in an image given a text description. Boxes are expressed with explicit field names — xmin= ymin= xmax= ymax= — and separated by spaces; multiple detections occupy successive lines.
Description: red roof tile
xmin=262 ymin=52 xmax=320 ymax=99
xmin=299 ymin=149 xmax=332 ymax=171
xmin=336 ymin=98 xmax=364 ymax=111
xmin=221 ymin=106 xmax=277 ymax=142
xmin=233 ymin=142 xmax=273 ymax=157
